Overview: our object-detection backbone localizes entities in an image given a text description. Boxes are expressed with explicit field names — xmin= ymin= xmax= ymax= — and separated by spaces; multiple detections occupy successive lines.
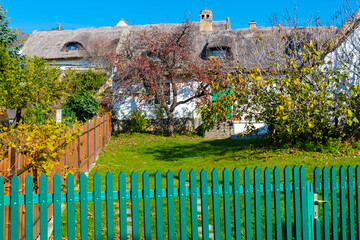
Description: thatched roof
xmin=332 ymin=8 xmax=360 ymax=49
xmin=21 ymin=18 xmax=336 ymax=68
xmin=21 ymin=20 xmax=228 ymax=60
xmin=195 ymin=26 xmax=336 ymax=68
xmin=22 ymin=26 xmax=124 ymax=60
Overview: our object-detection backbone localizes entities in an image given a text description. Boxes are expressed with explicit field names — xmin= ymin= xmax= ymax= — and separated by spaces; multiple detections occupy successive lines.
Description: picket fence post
xmin=93 ymin=172 xmax=102 ymax=239
xmin=25 ymin=175 xmax=33 ymax=240
xmin=10 ymin=175 xmax=19 ymax=240
xmin=273 ymin=167 xmax=282 ymax=239
xmin=322 ymin=167 xmax=330 ymax=240
xmin=179 ymin=169 xmax=187 ymax=240
xmin=53 ymin=173 xmax=62 ymax=240
xmin=313 ymin=167 xmax=321 ymax=240
xmin=39 ymin=174 xmax=48 ymax=240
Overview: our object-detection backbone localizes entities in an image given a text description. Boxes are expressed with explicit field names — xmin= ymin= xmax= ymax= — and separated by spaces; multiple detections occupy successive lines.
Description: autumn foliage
xmin=200 ymin=36 xmax=360 ymax=144
xmin=112 ymin=23 xmax=227 ymax=135
xmin=0 ymin=46 xmax=82 ymax=175
xmin=0 ymin=121 xmax=81 ymax=176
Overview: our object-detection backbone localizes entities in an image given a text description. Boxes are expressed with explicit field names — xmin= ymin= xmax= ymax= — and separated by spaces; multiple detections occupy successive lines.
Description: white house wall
xmin=325 ymin=27 xmax=360 ymax=85
xmin=233 ymin=120 xmax=267 ymax=136
xmin=46 ymin=59 xmax=93 ymax=71
xmin=114 ymin=82 xmax=200 ymax=120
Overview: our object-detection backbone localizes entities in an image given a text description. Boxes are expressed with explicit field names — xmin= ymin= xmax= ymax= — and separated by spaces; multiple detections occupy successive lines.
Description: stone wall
xmin=204 ymin=120 xmax=233 ymax=139
xmin=113 ymin=117 xmax=234 ymax=139
xmin=113 ymin=117 xmax=203 ymax=135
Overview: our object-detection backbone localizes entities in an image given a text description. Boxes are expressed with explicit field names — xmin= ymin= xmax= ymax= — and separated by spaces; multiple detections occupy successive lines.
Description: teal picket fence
xmin=1 ymin=165 xmax=360 ymax=239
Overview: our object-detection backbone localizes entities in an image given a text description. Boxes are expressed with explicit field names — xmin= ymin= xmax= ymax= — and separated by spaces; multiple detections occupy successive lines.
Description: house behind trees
xmin=21 ymin=9 xmax=338 ymax=138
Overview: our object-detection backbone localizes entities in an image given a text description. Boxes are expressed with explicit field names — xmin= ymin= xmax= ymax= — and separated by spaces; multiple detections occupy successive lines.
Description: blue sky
xmin=1 ymin=0 xmax=356 ymax=33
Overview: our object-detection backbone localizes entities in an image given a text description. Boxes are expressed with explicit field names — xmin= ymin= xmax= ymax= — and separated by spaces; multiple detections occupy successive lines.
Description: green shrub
xmin=23 ymin=105 xmax=45 ymax=125
xmin=352 ymin=140 xmax=360 ymax=150
xmin=65 ymin=69 xmax=109 ymax=94
xmin=153 ymin=104 xmax=165 ymax=119
xmin=62 ymin=93 xmax=99 ymax=122
xmin=282 ymin=137 xmax=360 ymax=156
xmin=61 ymin=104 xmax=77 ymax=124
xmin=129 ymin=108 xmax=147 ymax=132
xmin=99 ymin=86 xmax=113 ymax=111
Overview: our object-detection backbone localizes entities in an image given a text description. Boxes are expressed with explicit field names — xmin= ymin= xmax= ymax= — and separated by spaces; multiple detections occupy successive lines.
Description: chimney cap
xmin=249 ymin=21 xmax=257 ymax=29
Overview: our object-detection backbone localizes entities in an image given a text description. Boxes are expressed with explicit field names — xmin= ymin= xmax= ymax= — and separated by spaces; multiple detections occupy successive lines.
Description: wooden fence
xmin=0 ymin=114 xmax=112 ymax=240
xmin=1 ymin=165 xmax=360 ymax=239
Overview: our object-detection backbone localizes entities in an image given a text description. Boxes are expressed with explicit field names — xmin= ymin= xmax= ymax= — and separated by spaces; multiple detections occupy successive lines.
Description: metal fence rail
xmin=1 ymin=165 xmax=360 ymax=239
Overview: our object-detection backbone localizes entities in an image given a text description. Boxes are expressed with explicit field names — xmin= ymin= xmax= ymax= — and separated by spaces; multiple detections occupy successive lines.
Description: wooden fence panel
xmin=0 ymin=114 xmax=111 ymax=239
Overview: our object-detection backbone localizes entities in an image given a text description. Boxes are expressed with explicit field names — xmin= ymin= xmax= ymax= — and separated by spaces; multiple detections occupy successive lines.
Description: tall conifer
xmin=0 ymin=4 xmax=20 ymax=57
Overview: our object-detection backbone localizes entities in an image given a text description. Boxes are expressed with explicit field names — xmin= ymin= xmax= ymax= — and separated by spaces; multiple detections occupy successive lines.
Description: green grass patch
xmin=91 ymin=133 xmax=360 ymax=181
xmin=61 ymin=133 xmax=360 ymax=238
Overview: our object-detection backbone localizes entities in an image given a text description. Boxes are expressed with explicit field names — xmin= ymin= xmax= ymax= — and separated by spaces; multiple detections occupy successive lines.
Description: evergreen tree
xmin=0 ymin=3 xmax=20 ymax=57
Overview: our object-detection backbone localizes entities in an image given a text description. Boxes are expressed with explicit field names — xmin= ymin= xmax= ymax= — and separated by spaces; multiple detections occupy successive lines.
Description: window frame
xmin=208 ymin=46 xmax=232 ymax=59
xmin=63 ymin=42 xmax=84 ymax=52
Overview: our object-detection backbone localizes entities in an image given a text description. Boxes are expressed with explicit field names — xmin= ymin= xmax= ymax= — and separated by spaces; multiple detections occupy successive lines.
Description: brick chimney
xmin=200 ymin=9 xmax=213 ymax=32
xmin=249 ymin=20 xmax=257 ymax=29
xmin=226 ymin=17 xmax=231 ymax=30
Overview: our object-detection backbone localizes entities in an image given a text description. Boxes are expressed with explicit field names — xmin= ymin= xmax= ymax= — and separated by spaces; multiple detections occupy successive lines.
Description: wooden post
xmin=99 ymin=117 xmax=102 ymax=155
xmin=77 ymin=131 xmax=81 ymax=169
xmin=87 ymin=121 xmax=90 ymax=172
xmin=101 ymin=116 xmax=104 ymax=150
xmin=55 ymin=109 xmax=62 ymax=124
xmin=10 ymin=147 xmax=16 ymax=177
xmin=94 ymin=118 xmax=96 ymax=163
xmin=64 ymin=129 xmax=68 ymax=184
xmin=105 ymin=116 xmax=107 ymax=143
xmin=109 ymin=115 xmax=111 ymax=140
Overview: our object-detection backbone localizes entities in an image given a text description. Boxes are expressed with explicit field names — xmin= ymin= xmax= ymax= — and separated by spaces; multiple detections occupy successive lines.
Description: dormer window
xmin=209 ymin=47 xmax=230 ymax=58
xmin=62 ymin=42 xmax=83 ymax=51
xmin=284 ymin=35 xmax=317 ymax=57
xmin=146 ymin=52 xmax=162 ymax=62
xmin=210 ymin=49 xmax=226 ymax=58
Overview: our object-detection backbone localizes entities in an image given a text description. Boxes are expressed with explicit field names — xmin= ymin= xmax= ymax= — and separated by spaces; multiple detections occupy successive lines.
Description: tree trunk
xmin=15 ymin=108 xmax=22 ymax=125
xmin=167 ymin=112 xmax=175 ymax=136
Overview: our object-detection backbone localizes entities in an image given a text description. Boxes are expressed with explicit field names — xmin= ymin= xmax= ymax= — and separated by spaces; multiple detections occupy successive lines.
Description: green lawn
xmin=90 ymin=133 xmax=360 ymax=183
xmin=61 ymin=133 xmax=360 ymax=238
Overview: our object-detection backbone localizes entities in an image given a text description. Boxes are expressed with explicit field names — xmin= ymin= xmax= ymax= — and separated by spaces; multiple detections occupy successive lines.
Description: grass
xmin=90 ymin=132 xmax=360 ymax=182
xmin=61 ymin=133 xmax=360 ymax=238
